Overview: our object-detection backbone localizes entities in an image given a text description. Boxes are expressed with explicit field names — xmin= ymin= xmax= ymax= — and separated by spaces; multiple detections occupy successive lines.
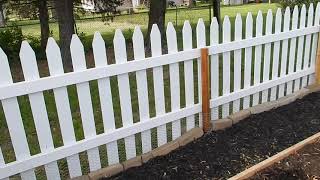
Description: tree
xmin=212 ymin=0 xmax=221 ymax=24
xmin=54 ymin=0 xmax=74 ymax=68
xmin=146 ymin=0 xmax=166 ymax=47
xmin=37 ymin=0 xmax=49 ymax=53
xmin=0 ymin=0 xmax=6 ymax=27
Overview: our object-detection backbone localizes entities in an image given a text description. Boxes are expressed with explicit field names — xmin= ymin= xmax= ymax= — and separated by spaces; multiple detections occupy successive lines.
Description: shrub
xmin=0 ymin=24 xmax=23 ymax=61
xmin=279 ymin=0 xmax=319 ymax=9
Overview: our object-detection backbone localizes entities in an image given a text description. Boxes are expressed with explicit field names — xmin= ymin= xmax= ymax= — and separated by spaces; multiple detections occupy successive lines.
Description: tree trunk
xmin=38 ymin=0 xmax=49 ymax=53
xmin=0 ymin=2 xmax=5 ymax=27
xmin=189 ymin=0 xmax=194 ymax=7
xmin=54 ymin=0 xmax=74 ymax=69
xmin=146 ymin=0 xmax=166 ymax=49
xmin=212 ymin=0 xmax=221 ymax=25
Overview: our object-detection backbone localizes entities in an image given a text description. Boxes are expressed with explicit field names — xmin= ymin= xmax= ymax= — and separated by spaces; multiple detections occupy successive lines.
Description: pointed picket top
xmin=132 ymin=26 xmax=145 ymax=60
xmin=70 ymin=34 xmax=87 ymax=70
xmin=166 ymin=22 xmax=177 ymax=53
xmin=292 ymin=6 xmax=299 ymax=29
xmin=150 ymin=24 xmax=162 ymax=56
xmin=315 ymin=3 xmax=320 ymax=25
xmin=307 ymin=3 xmax=314 ymax=27
xmin=182 ymin=20 xmax=192 ymax=49
xmin=210 ymin=17 xmax=219 ymax=44
xmin=299 ymin=4 xmax=306 ymax=28
xmin=46 ymin=37 xmax=64 ymax=75
xmin=196 ymin=18 xmax=206 ymax=47
xmin=19 ymin=41 xmax=40 ymax=80
xmin=246 ymin=12 xmax=253 ymax=37
xmin=235 ymin=14 xmax=242 ymax=41
xmin=223 ymin=16 xmax=231 ymax=42
xmin=256 ymin=11 xmax=263 ymax=36
xmin=265 ymin=9 xmax=273 ymax=34
xmin=0 ymin=47 xmax=13 ymax=83
xmin=92 ymin=32 xmax=108 ymax=67
xmin=283 ymin=7 xmax=290 ymax=31
xmin=275 ymin=8 xmax=282 ymax=33
xmin=113 ymin=29 xmax=128 ymax=64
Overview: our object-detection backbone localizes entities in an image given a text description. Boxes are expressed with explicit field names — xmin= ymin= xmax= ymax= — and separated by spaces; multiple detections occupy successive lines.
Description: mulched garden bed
xmin=106 ymin=91 xmax=320 ymax=180
xmin=250 ymin=139 xmax=320 ymax=180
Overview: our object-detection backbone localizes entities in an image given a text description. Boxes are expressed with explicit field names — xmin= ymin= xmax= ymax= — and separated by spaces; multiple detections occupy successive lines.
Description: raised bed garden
xmin=105 ymin=91 xmax=320 ymax=180
xmin=250 ymin=139 xmax=320 ymax=180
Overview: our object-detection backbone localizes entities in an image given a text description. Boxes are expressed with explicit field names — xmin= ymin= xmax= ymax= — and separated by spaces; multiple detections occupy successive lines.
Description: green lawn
xmin=0 ymin=3 xmax=280 ymax=179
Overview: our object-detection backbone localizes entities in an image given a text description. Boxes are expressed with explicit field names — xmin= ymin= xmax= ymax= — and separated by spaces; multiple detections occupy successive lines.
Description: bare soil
xmin=250 ymin=140 xmax=320 ymax=180
xmin=105 ymin=91 xmax=320 ymax=180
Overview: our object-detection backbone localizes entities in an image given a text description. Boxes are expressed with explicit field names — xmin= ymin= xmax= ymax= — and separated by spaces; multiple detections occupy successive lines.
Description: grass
xmin=0 ymin=3 xmax=280 ymax=180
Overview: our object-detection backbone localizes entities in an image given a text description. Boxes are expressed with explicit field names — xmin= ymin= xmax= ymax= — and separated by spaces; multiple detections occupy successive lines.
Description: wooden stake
xmin=316 ymin=36 xmax=320 ymax=84
xmin=201 ymin=48 xmax=211 ymax=133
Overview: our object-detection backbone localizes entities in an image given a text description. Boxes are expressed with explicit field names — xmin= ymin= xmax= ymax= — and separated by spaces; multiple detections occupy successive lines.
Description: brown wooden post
xmin=316 ymin=37 xmax=320 ymax=84
xmin=201 ymin=48 xmax=211 ymax=133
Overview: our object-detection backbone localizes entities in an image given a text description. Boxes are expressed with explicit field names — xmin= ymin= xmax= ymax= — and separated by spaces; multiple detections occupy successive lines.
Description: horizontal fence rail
xmin=0 ymin=3 xmax=320 ymax=180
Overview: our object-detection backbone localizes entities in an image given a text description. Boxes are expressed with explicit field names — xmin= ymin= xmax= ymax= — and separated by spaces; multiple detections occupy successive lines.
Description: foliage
xmin=0 ymin=24 xmax=23 ymax=61
xmin=279 ymin=0 xmax=319 ymax=9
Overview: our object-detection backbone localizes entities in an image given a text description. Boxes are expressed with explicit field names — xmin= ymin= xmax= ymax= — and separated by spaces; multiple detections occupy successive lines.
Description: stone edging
xmin=211 ymin=85 xmax=320 ymax=131
xmin=73 ymin=127 xmax=203 ymax=180
xmin=229 ymin=132 xmax=320 ymax=180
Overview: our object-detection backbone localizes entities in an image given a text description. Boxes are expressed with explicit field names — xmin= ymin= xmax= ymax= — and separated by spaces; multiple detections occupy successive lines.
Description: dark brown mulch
xmin=250 ymin=140 xmax=320 ymax=180
xmin=105 ymin=91 xmax=320 ymax=180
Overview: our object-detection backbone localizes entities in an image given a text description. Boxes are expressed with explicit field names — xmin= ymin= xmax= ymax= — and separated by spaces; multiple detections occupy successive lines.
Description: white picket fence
xmin=0 ymin=3 xmax=319 ymax=179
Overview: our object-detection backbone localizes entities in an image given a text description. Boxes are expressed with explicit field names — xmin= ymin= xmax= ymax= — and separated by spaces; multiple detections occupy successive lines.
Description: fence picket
xmin=294 ymin=5 xmax=306 ymax=92
xmin=0 ymin=48 xmax=36 ymax=180
xmin=210 ymin=18 xmax=219 ymax=120
xmin=253 ymin=11 xmax=263 ymax=106
xmin=150 ymin=25 xmax=167 ymax=147
xmin=113 ymin=30 xmax=136 ymax=159
xmin=287 ymin=6 xmax=299 ymax=95
xmin=233 ymin=14 xmax=242 ymax=113
xmin=302 ymin=4 xmax=314 ymax=86
xmin=0 ymin=148 xmax=9 ymax=180
xmin=20 ymin=41 xmax=60 ymax=180
xmin=166 ymin=22 xmax=181 ymax=140
xmin=279 ymin=7 xmax=290 ymax=98
xmin=183 ymin=21 xmax=195 ymax=130
xmin=70 ymin=35 xmax=101 ymax=171
xmin=243 ymin=12 xmax=253 ymax=109
xmin=196 ymin=18 xmax=206 ymax=126
xmin=310 ymin=3 xmax=320 ymax=83
xmin=46 ymin=38 xmax=82 ymax=177
xmin=92 ymin=32 xmax=120 ymax=164
xmin=270 ymin=9 xmax=282 ymax=101
xmin=262 ymin=9 xmax=273 ymax=103
xmin=132 ymin=27 xmax=152 ymax=153
xmin=222 ymin=16 xmax=231 ymax=117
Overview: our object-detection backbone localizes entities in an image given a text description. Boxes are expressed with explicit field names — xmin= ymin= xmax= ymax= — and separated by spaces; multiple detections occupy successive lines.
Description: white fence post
xmin=113 ymin=30 xmax=136 ymax=159
xmin=287 ymin=6 xmax=299 ymax=95
xmin=166 ymin=22 xmax=181 ymax=140
xmin=150 ymin=24 xmax=167 ymax=147
xmin=279 ymin=7 xmax=290 ymax=98
xmin=262 ymin=9 xmax=273 ymax=103
xmin=132 ymin=27 xmax=152 ymax=153
xmin=303 ymin=4 xmax=314 ymax=86
xmin=183 ymin=20 xmax=196 ymax=130
xmin=233 ymin=14 xmax=242 ymax=113
xmin=46 ymin=38 xmax=82 ymax=177
xmin=92 ymin=32 xmax=120 ymax=164
xmin=253 ymin=11 xmax=263 ymax=106
xmin=243 ymin=12 xmax=253 ymax=109
xmin=222 ymin=16 xmax=231 ymax=117
xmin=270 ymin=8 xmax=282 ymax=101
xmin=71 ymin=35 xmax=101 ymax=171
xmin=210 ymin=18 xmax=219 ymax=120
xmin=294 ymin=5 xmax=306 ymax=92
